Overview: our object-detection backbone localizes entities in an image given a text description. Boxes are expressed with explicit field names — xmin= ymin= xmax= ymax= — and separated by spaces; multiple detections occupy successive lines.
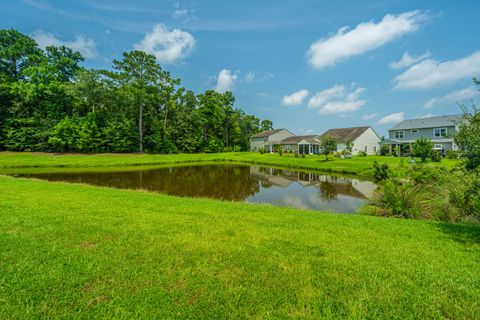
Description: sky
xmin=1 ymin=0 xmax=480 ymax=136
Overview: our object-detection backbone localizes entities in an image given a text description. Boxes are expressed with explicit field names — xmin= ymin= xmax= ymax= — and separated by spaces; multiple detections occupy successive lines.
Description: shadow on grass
xmin=436 ymin=222 xmax=480 ymax=245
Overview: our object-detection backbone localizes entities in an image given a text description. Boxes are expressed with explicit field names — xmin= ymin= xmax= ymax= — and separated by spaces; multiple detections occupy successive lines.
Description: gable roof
xmin=280 ymin=135 xmax=320 ymax=145
xmin=389 ymin=114 xmax=463 ymax=131
xmin=251 ymin=128 xmax=289 ymax=138
xmin=320 ymin=127 xmax=370 ymax=143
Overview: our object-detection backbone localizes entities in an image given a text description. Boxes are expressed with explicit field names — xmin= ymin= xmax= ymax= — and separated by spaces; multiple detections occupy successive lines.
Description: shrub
xmin=374 ymin=178 xmax=420 ymax=219
xmin=413 ymin=137 xmax=433 ymax=162
xmin=446 ymin=150 xmax=459 ymax=159
xmin=294 ymin=152 xmax=299 ymax=158
xmin=380 ymin=144 xmax=390 ymax=156
xmin=372 ymin=160 xmax=390 ymax=181
xmin=258 ymin=147 xmax=265 ymax=154
xmin=278 ymin=147 xmax=283 ymax=157
xmin=430 ymin=150 xmax=441 ymax=162
xmin=301 ymin=153 xmax=306 ymax=158
xmin=358 ymin=150 xmax=367 ymax=157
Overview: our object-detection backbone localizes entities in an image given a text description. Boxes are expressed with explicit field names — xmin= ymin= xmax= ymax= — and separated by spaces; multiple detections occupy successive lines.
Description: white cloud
xmin=424 ymin=86 xmax=480 ymax=109
xmin=362 ymin=113 xmax=378 ymax=120
xmin=172 ymin=9 xmax=188 ymax=18
xmin=307 ymin=11 xmax=427 ymax=70
xmin=134 ymin=24 xmax=195 ymax=64
xmin=32 ymin=30 xmax=97 ymax=58
xmin=378 ymin=112 xmax=405 ymax=124
xmin=389 ymin=51 xmax=431 ymax=69
xmin=307 ymin=85 xmax=366 ymax=114
xmin=282 ymin=89 xmax=309 ymax=106
xmin=245 ymin=71 xmax=273 ymax=83
xmin=214 ymin=69 xmax=237 ymax=93
xmin=393 ymin=51 xmax=480 ymax=90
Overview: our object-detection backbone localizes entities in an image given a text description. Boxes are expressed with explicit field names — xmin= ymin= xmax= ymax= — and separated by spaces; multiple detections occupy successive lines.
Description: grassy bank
xmin=0 ymin=151 xmax=458 ymax=177
xmin=1 ymin=176 xmax=479 ymax=318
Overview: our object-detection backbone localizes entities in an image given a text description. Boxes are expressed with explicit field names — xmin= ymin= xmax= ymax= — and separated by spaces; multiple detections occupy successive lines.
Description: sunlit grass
xmin=0 ymin=176 xmax=479 ymax=318
xmin=0 ymin=151 xmax=459 ymax=177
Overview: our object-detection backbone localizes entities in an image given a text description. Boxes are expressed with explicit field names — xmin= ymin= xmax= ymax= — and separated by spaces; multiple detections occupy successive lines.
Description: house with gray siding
xmin=385 ymin=114 xmax=463 ymax=156
xmin=278 ymin=135 xmax=321 ymax=154
xmin=249 ymin=128 xmax=295 ymax=152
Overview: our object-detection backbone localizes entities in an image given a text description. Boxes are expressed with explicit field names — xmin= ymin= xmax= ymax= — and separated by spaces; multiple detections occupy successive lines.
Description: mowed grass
xmin=1 ymin=176 xmax=479 ymax=319
xmin=0 ymin=151 xmax=459 ymax=177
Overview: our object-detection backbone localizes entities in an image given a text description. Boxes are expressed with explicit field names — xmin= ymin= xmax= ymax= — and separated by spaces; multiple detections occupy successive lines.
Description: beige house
xmin=250 ymin=128 xmax=295 ymax=152
xmin=320 ymin=126 xmax=380 ymax=155
xmin=278 ymin=135 xmax=321 ymax=154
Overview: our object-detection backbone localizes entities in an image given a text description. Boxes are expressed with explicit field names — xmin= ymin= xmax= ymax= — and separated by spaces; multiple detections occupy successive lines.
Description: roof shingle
xmin=389 ymin=114 xmax=463 ymax=130
xmin=320 ymin=127 xmax=370 ymax=143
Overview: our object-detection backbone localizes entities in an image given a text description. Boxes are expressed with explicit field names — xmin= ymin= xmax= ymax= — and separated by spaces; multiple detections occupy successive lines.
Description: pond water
xmin=17 ymin=164 xmax=377 ymax=213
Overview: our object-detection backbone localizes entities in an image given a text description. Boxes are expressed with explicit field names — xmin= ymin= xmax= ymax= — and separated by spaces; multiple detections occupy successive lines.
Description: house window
xmin=374 ymin=146 xmax=377 ymax=153
xmin=284 ymin=145 xmax=290 ymax=151
xmin=411 ymin=129 xmax=419 ymax=134
xmin=364 ymin=146 xmax=368 ymax=152
xmin=434 ymin=144 xmax=443 ymax=149
xmin=394 ymin=131 xmax=404 ymax=139
xmin=433 ymin=128 xmax=447 ymax=138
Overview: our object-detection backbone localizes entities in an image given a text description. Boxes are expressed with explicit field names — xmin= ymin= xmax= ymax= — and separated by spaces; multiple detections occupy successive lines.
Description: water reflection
xmin=17 ymin=164 xmax=377 ymax=213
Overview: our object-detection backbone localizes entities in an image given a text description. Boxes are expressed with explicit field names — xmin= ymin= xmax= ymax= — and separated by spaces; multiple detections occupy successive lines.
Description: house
xmin=278 ymin=135 xmax=321 ymax=154
xmin=320 ymin=126 xmax=380 ymax=155
xmin=384 ymin=114 xmax=463 ymax=156
xmin=249 ymin=128 xmax=295 ymax=152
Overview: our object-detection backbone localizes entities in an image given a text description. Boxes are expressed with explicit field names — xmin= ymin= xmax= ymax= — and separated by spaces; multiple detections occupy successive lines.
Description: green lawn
xmin=0 ymin=151 xmax=459 ymax=177
xmin=1 ymin=176 xmax=479 ymax=319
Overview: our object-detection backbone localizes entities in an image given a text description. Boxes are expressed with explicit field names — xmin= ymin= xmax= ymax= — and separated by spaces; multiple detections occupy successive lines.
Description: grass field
xmin=0 ymin=151 xmax=459 ymax=177
xmin=1 ymin=175 xmax=479 ymax=319
xmin=0 ymin=152 xmax=474 ymax=318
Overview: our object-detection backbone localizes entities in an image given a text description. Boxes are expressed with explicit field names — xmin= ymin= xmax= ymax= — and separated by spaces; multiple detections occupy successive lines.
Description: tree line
xmin=0 ymin=29 xmax=273 ymax=153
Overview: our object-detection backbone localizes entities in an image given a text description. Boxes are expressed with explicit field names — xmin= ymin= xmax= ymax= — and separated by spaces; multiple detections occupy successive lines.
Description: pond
xmin=17 ymin=164 xmax=377 ymax=213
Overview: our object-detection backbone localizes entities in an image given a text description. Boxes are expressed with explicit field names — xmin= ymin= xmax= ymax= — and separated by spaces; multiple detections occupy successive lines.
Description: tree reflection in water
xmin=19 ymin=164 xmax=376 ymax=213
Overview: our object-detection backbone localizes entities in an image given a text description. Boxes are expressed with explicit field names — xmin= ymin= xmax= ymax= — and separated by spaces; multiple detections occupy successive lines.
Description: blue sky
xmin=2 ymin=0 xmax=480 ymax=136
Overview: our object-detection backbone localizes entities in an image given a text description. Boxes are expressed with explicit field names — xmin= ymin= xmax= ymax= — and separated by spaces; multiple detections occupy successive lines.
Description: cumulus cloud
xmin=282 ymin=89 xmax=309 ymax=106
xmin=362 ymin=113 xmax=378 ymax=120
xmin=134 ymin=24 xmax=195 ymax=64
xmin=389 ymin=51 xmax=431 ymax=69
xmin=378 ymin=112 xmax=405 ymax=124
xmin=424 ymin=86 xmax=480 ymax=109
xmin=307 ymin=85 xmax=366 ymax=114
xmin=33 ymin=30 xmax=97 ymax=58
xmin=214 ymin=69 xmax=237 ymax=93
xmin=393 ymin=51 xmax=480 ymax=90
xmin=307 ymin=11 xmax=427 ymax=70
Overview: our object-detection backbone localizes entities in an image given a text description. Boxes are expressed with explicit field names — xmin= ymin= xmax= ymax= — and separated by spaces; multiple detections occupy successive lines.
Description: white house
xmin=320 ymin=126 xmax=380 ymax=155
xmin=249 ymin=128 xmax=295 ymax=152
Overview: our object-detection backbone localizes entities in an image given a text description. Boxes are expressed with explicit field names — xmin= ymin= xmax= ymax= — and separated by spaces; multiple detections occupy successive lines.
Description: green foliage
xmin=454 ymin=105 xmax=480 ymax=170
xmin=258 ymin=147 xmax=265 ymax=154
xmin=430 ymin=149 xmax=441 ymax=162
xmin=320 ymin=134 xmax=336 ymax=160
xmin=413 ymin=137 xmax=433 ymax=162
xmin=358 ymin=150 xmax=367 ymax=157
xmin=0 ymin=29 xmax=271 ymax=154
xmin=380 ymin=144 xmax=390 ymax=156
xmin=372 ymin=160 xmax=390 ymax=180
xmin=375 ymin=178 xmax=420 ymax=219
xmin=446 ymin=150 xmax=459 ymax=159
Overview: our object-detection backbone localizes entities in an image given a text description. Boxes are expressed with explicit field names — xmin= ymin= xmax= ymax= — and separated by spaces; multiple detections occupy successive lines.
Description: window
xmin=284 ymin=145 xmax=290 ymax=151
xmin=394 ymin=131 xmax=404 ymax=139
xmin=411 ymin=129 xmax=419 ymax=134
xmin=433 ymin=128 xmax=447 ymax=138
xmin=434 ymin=144 xmax=443 ymax=149
xmin=364 ymin=146 xmax=368 ymax=152
xmin=374 ymin=146 xmax=377 ymax=153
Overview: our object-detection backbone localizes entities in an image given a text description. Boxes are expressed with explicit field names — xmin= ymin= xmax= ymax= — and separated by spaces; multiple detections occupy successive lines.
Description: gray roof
xmin=252 ymin=128 xmax=286 ymax=138
xmin=279 ymin=135 xmax=320 ymax=145
xmin=320 ymin=126 xmax=371 ymax=143
xmin=389 ymin=114 xmax=463 ymax=131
